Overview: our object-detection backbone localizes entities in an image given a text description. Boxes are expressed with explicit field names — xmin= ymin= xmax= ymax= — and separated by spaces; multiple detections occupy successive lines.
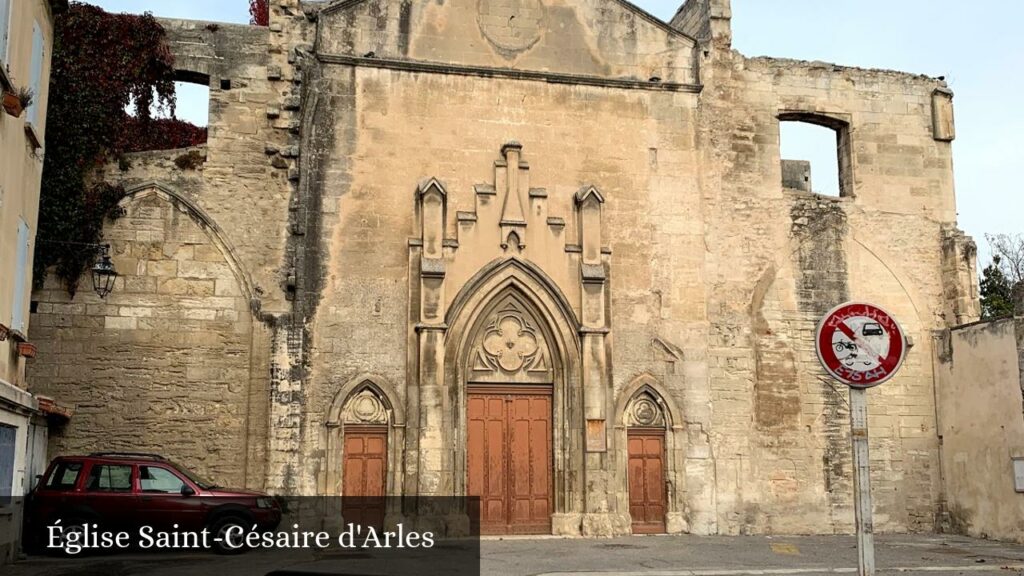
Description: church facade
xmin=27 ymin=0 xmax=981 ymax=537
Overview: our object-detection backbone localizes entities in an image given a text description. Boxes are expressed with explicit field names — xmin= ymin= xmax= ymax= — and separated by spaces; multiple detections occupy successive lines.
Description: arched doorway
xmin=341 ymin=389 xmax=389 ymax=527
xmin=324 ymin=377 xmax=406 ymax=528
xmin=464 ymin=293 xmax=554 ymax=535
xmin=625 ymin=389 xmax=669 ymax=534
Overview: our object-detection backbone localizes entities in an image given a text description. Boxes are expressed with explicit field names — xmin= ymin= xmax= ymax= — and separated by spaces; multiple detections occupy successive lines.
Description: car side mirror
xmin=181 ymin=485 xmax=196 ymax=497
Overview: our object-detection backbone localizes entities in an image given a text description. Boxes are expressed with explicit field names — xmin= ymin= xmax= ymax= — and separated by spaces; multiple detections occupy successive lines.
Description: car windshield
xmin=169 ymin=461 xmax=218 ymax=490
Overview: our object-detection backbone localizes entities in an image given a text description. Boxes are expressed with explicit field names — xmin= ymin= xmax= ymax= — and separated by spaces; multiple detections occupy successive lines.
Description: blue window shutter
xmin=12 ymin=218 xmax=29 ymax=332
xmin=27 ymin=22 xmax=44 ymax=126
xmin=0 ymin=0 xmax=10 ymax=66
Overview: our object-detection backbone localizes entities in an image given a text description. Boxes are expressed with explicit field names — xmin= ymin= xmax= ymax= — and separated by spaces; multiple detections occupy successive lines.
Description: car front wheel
xmin=47 ymin=517 xmax=91 ymax=557
xmin=209 ymin=515 xmax=251 ymax=555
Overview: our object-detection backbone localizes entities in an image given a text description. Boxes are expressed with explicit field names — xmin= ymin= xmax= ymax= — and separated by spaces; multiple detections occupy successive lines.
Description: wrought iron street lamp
xmin=90 ymin=244 xmax=117 ymax=299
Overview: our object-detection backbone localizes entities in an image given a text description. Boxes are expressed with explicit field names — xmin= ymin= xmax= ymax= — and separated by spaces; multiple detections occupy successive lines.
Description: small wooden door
xmin=628 ymin=429 xmax=667 ymax=534
xmin=342 ymin=425 xmax=387 ymax=528
xmin=467 ymin=386 xmax=552 ymax=535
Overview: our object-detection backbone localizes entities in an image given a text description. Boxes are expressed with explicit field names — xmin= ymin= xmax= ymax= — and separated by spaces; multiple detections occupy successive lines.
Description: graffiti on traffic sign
xmin=815 ymin=302 xmax=907 ymax=388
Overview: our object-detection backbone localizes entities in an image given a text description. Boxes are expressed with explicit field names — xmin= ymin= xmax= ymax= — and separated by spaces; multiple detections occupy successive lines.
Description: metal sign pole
xmin=850 ymin=387 xmax=875 ymax=576
xmin=817 ymin=302 xmax=905 ymax=576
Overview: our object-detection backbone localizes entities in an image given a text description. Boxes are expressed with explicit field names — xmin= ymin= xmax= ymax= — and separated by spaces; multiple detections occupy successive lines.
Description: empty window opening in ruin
xmin=123 ymin=75 xmax=209 ymax=153
xmin=174 ymin=81 xmax=211 ymax=127
xmin=126 ymin=81 xmax=209 ymax=126
xmin=779 ymin=113 xmax=853 ymax=198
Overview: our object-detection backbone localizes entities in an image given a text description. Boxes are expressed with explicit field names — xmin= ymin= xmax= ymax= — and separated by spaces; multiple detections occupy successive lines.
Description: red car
xmin=26 ymin=452 xmax=281 ymax=554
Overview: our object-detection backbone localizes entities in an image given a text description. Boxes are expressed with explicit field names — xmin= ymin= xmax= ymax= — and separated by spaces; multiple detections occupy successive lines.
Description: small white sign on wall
xmin=1014 ymin=458 xmax=1024 ymax=493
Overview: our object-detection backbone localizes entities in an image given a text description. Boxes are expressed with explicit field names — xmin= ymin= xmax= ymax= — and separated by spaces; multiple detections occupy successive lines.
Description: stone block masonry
xmin=26 ymin=0 xmax=982 ymax=539
xmin=30 ymin=184 xmax=258 ymax=487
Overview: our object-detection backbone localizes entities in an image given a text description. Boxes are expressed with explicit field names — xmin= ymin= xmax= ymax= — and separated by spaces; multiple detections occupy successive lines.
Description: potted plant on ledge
xmin=2 ymin=86 xmax=33 ymax=118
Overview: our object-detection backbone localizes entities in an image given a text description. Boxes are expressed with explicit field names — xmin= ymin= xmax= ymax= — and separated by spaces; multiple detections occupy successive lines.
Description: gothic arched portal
xmin=464 ymin=291 xmax=554 ymax=534
xmin=443 ymin=259 xmax=585 ymax=535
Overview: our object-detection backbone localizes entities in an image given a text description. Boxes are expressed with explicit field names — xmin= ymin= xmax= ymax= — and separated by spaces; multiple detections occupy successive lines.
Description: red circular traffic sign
xmin=815 ymin=302 xmax=907 ymax=389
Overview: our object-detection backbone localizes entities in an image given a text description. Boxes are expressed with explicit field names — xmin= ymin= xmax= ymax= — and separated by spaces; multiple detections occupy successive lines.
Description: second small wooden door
xmin=628 ymin=430 xmax=667 ymax=534
xmin=342 ymin=425 xmax=387 ymax=528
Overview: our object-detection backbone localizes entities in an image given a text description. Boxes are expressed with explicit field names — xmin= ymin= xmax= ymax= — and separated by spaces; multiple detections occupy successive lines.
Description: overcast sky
xmin=92 ymin=0 xmax=1021 ymax=265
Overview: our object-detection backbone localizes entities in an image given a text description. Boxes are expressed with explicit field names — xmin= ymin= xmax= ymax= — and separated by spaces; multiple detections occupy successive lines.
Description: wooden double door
xmin=342 ymin=425 xmax=388 ymax=528
xmin=467 ymin=386 xmax=553 ymax=535
xmin=628 ymin=429 xmax=667 ymax=534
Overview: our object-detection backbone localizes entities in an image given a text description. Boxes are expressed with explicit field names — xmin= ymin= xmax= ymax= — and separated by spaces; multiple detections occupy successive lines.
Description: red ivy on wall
xmin=118 ymin=117 xmax=208 ymax=153
xmin=37 ymin=3 xmax=207 ymax=294
xmin=250 ymin=0 xmax=269 ymax=26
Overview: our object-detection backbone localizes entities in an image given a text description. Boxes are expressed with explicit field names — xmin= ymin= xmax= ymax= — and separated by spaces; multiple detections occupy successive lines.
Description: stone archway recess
xmin=115 ymin=181 xmax=267 ymax=488
xmin=614 ymin=374 xmax=688 ymax=534
xmin=443 ymin=259 xmax=585 ymax=535
xmin=118 ymin=182 xmax=257 ymax=304
xmin=324 ymin=375 xmax=407 ymax=523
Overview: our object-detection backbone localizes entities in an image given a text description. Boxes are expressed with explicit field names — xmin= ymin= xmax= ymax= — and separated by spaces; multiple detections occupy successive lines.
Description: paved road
xmin=481 ymin=534 xmax=1024 ymax=575
xmin=7 ymin=533 xmax=1024 ymax=576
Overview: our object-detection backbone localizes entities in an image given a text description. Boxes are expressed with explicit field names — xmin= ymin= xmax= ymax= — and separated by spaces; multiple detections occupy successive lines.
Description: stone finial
xmin=574 ymin=185 xmax=605 ymax=206
xmin=501 ymin=141 xmax=523 ymax=155
xmin=499 ymin=142 xmax=526 ymax=226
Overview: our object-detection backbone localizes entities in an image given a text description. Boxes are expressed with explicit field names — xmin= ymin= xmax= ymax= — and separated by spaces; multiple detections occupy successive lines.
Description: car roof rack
xmin=89 ymin=452 xmax=167 ymax=460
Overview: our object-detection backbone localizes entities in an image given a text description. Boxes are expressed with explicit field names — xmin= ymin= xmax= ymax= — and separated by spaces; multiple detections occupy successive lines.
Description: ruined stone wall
xmin=935 ymin=319 xmax=1024 ymax=543
xmin=27 ymin=165 xmax=256 ymax=486
xmin=696 ymin=40 xmax=960 ymax=533
xmin=670 ymin=0 xmax=711 ymax=40
xmin=670 ymin=0 xmax=730 ymax=46
xmin=155 ymin=18 xmax=292 ymax=316
xmin=27 ymin=18 xmax=286 ymax=489
xmin=941 ymin=228 xmax=980 ymax=326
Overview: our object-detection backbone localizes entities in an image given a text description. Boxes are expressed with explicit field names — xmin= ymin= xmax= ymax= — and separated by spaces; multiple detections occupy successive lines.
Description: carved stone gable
xmin=415 ymin=144 xmax=608 ymax=309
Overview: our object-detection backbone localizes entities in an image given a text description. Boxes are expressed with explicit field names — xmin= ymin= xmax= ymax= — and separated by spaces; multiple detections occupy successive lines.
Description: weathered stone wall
xmin=670 ymin=0 xmax=730 ymax=45
xmin=28 ymin=18 xmax=286 ymax=489
xmin=285 ymin=65 xmax=708 ymax=525
xmin=690 ymin=32 xmax=962 ymax=531
xmin=318 ymin=0 xmax=699 ymax=86
xmin=155 ymin=18 xmax=292 ymax=317
xmin=942 ymin=228 xmax=981 ymax=326
xmin=28 ymin=172 xmax=257 ymax=487
xmin=259 ymin=0 xmax=964 ymax=536
xmin=935 ymin=319 xmax=1024 ymax=543
xmin=781 ymin=160 xmax=812 ymax=192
